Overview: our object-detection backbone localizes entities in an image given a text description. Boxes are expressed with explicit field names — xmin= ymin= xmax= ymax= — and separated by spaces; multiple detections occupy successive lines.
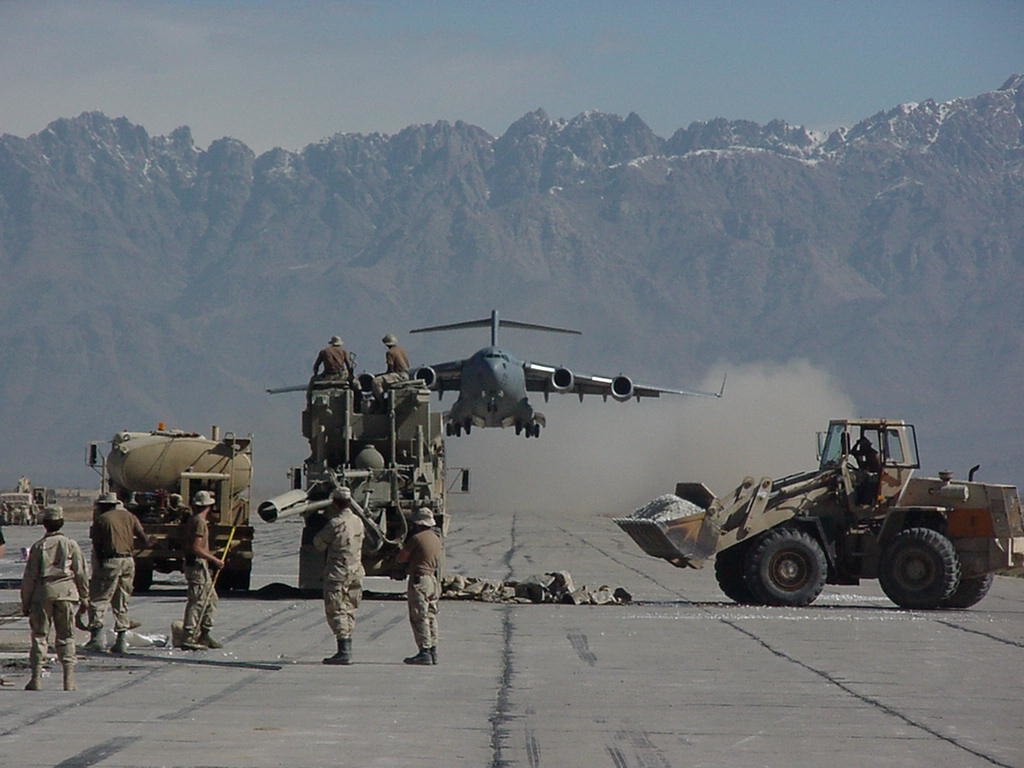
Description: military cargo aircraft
xmin=412 ymin=310 xmax=724 ymax=438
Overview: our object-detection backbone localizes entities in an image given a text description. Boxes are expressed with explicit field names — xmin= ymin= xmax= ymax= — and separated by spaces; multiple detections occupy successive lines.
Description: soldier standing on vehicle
xmin=372 ymin=333 xmax=411 ymax=399
xmin=85 ymin=494 xmax=153 ymax=654
xmin=313 ymin=336 xmax=355 ymax=381
xmin=180 ymin=490 xmax=225 ymax=651
xmin=21 ymin=506 xmax=90 ymax=690
xmin=313 ymin=487 xmax=365 ymax=665
xmin=396 ymin=506 xmax=442 ymax=665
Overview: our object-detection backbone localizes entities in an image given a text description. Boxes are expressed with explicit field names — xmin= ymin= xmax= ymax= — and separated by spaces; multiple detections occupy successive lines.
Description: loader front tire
xmin=879 ymin=527 xmax=960 ymax=609
xmin=714 ymin=543 xmax=756 ymax=604
xmin=744 ymin=527 xmax=827 ymax=607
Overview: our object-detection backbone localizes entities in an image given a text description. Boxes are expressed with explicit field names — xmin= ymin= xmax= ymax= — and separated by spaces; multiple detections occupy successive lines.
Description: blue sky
xmin=1 ymin=1 xmax=1021 ymax=153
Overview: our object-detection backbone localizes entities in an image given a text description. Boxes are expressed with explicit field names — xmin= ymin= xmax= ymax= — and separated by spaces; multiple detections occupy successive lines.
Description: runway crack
xmin=488 ymin=511 xmax=519 ymax=768
xmin=722 ymin=618 xmax=1016 ymax=768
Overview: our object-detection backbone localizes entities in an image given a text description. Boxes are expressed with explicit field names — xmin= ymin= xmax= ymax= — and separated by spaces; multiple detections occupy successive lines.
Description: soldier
xmin=313 ymin=487 xmax=366 ymax=665
xmin=85 ymin=493 xmax=153 ymax=654
xmin=164 ymin=492 xmax=190 ymax=523
xmin=180 ymin=490 xmax=225 ymax=651
xmin=313 ymin=335 xmax=355 ymax=381
xmin=21 ymin=506 xmax=90 ymax=690
xmin=372 ymin=333 xmax=411 ymax=398
xmin=397 ymin=506 xmax=442 ymax=665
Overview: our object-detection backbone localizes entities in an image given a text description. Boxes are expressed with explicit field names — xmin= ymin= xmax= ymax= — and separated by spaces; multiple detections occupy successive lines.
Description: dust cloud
xmin=445 ymin=359 xmax=855 ymax=519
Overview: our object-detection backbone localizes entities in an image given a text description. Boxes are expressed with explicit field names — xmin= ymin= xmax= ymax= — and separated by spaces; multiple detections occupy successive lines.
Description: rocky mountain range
xmin=1 ymin=75 xmax=1022 ymax=494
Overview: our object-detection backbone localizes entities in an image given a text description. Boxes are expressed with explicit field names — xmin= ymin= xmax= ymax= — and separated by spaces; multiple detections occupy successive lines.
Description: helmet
xmin=42 ymin=505 xmax=64 ymax=522
xmin=382 ymin=333 xmax=398 ymax=346
xmin=96 ymin=491 xmax=119 ymax=506
xmin=332 ymin=486 xmax=352 ymax=502
xmin=192 ymin=490 xmax=216 ymax=508
xmin=169 ymin=493 xmax=183 ymax=505
xmin=329 ymin=335 xmax=344 ymax=346
xmin=411 ymin=506 xmax=435 ymax=527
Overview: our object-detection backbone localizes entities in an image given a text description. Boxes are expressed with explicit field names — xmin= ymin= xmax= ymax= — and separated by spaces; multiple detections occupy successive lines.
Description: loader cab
xmin=819 ymin=420 xmax=920 ymax=510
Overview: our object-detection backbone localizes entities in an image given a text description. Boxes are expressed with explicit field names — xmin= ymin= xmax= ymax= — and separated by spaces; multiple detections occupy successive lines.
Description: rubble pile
xmin=630 ymin=493 xmax=703 ymax=522
xmin=442 ymin=571 xmax=631 ymax=605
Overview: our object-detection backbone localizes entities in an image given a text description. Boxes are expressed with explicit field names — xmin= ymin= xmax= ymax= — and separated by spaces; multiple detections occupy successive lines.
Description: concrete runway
xmin=1 ymin=506 xmax=1022 ymax=768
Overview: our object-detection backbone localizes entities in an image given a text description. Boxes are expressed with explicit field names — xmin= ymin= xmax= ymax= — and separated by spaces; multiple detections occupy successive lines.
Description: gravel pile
xmin=629 ymin=493 xmax=704 ymax=522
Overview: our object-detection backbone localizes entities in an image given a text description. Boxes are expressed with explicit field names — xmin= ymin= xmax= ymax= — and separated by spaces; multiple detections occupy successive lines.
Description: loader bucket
xmin=613 ymin=500 xmax=719 ymax=565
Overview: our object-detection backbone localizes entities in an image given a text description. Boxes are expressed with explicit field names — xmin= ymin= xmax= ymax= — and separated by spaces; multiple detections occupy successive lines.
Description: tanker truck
xmin=86 ymin=425 xmax=254 ymax=591
xmin=260 ymin=376 xmax=448 ymax=592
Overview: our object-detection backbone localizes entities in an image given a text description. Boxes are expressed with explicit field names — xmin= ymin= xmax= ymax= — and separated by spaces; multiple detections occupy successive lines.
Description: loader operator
xmin=180 ymin=490 xmax=225 ymax=651
xmin=395 ymin=506 xmax=442 ymax=666
xmin=313 ymin=486 xmax=366 ymax=665
xmin=371 ymin=333 xmax=411 ymax=399
xmin=313 ymin=335 xmax=354 ymax=381
xmin=21 ymin=506 xmax=90 ymax=691
xmin=851 ymin=435 xmax=882 ymax=505
xmin=86 ymin=493 xmax=153 ymax=654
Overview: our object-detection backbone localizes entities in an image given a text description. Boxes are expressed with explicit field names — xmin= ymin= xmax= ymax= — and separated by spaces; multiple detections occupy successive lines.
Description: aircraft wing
xmin=523 ymin=362 xmax=725 ymax=400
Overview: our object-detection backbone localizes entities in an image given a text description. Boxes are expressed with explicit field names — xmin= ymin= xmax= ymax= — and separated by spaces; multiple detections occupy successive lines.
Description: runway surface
xmin=1 ymin=505 xmax=1022 ymax=768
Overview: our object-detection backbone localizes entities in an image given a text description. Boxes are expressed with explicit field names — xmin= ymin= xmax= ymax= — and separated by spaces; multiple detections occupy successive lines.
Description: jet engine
xmin=611 ymin=375 xmax=634 ymax=401
xmin=414 ymin=366 xmax=437 ymax=389
xmin=550 ymin=367 xmax=574 ymax=392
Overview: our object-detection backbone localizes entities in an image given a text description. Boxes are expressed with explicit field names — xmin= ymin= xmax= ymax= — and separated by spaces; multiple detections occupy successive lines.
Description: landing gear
xmin=519 ymin=422 xmax=541 ymax=438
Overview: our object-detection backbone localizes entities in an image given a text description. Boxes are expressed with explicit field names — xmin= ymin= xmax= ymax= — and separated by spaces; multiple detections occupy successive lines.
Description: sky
xmin=1 ymin=1 xmax=1021 ymax=154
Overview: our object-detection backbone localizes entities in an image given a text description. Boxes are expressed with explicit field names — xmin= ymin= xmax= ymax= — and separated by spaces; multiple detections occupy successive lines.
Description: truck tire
xmin=743 ymin=527 xmax=827 ymax=607
xmin=940 ymin=573 xmax=993 ymax=610
xmin=879 ymin=527 xmax=960 ymax=609
xmin=714 ymin=543 xmax=756 ymax=604
xmin=133 ymin=564 xmax=154 ymax=593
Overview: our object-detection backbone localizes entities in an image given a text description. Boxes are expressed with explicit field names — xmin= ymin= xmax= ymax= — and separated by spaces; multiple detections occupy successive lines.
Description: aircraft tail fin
xmin=410 ymin=310 xmax=580 ymax=346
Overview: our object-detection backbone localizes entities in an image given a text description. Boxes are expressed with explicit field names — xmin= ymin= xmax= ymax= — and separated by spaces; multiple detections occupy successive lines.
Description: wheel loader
xmin=614 ymin=419 xmax=1024 ymax=609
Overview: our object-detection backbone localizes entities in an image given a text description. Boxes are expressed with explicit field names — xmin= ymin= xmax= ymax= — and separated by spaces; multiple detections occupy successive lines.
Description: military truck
xmin=615 ymin=419 xmax=1024 ymax=609
xmin=259 ymin=378 xmax=449 ymax=592
xmin=86 ymin=426 xmax=254 ymax=591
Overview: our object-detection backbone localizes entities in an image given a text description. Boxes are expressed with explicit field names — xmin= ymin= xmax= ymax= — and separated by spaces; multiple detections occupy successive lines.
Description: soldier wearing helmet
xmin=313 ymin=335 xmax=355 ymax=382
xmin=313 ymin=486 xmax=366 ymax=665
xmin=395 ymin=505 xmax=442 ymax=665
xmin=21 ymin=506 xmax=90 ymax=690
xmin=372 ymin=333 xmax=411 ymax=400
xmin=180 ymin=490 xmax=225 ymax=651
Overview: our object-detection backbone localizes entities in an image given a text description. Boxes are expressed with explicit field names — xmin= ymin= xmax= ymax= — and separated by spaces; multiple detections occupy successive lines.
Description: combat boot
xmin=429 ymin=646 xmax=437 ymax=665
xmin=199 ymin=631 xmax=223 ymax=649
xmin=323 ymin=637 xmax=352 ymax=665
xmin=403 ymin=648 xmax=433 ymax=665
xmin=25 ymin=666 xmax=42 ymax=691
xmin=83 ymin=627 xmax=105 ymax=652
xmin=111 ymin=631 xmax=128 ymax=654
xmin=62 ymin=662 xmax=76 ymax=691
xmin=181 ymin=633 xmax=205 ymax=651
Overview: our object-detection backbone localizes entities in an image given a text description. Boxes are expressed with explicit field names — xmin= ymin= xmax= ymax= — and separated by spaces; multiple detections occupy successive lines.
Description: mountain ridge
xmin=1 ymin=76 xmax=1021 ymax=489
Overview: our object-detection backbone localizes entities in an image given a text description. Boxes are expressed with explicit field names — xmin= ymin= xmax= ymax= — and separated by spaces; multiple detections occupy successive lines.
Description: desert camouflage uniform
xmin=313 ymin=508 xmax=365 ymax=640
xmin=21 ymin=530 xmax=89 ymax=670
xmin=400 ymin=528 xmax=442 ymax=651
xmin=89 ymin=506 xmax=146 ymax=633
xmin=182 ymin=515 xmax=218 ymax=643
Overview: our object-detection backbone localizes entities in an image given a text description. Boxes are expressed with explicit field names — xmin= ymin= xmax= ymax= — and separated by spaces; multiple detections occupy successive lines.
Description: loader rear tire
xmin=940 ymin=573 xmax=992 ymax=610
xmin=879 ymin=527 xmax=960 ymax=609
xmin=714 ymin=543 xmax=756 ymax=604
xmin=744 ymin=527 xmax=827 ymax=607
